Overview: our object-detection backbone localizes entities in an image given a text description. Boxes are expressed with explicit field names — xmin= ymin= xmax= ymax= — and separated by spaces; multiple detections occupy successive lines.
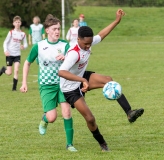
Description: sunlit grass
xmin=0 ymin=7 xmax=164 ymax=160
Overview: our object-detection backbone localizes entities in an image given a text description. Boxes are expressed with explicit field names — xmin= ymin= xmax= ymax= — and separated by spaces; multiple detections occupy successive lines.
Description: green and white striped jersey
xmin=27 ymin=38 xmax=70 ymax=85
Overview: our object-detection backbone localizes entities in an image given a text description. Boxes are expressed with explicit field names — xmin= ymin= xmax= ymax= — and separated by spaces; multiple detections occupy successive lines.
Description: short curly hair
xmin=78 ymin=26 xmax=94 ymax=39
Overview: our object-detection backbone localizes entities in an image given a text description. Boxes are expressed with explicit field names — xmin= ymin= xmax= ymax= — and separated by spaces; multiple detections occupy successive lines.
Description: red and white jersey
xmin=3 ymin=29 xmax=28 ymax=56
xmin=66 ymin=27 xmax=79 ymax=46
xmin=60 ymin=35 xmax=101 ymax=92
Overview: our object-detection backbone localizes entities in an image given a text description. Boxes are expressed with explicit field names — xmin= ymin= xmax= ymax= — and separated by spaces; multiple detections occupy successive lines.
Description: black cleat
xmin=128 ymin=108 xmax=144 ymax=123
xmin=0 ymin=66 xmax=6 ymax=76
xmin=100 ymin=142 xmax=110 ymax=152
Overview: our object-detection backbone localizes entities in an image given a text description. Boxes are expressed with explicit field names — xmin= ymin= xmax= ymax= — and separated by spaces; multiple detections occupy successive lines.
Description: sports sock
xmin=91 ymin=127 xmax=106 ymax=145
xmin=64 ymin=118 xmax=74 ymax=145
xmin=2 ymin=67 xmax=6 ymax=73
xmin=117 ymin=94 xmax=131 ymax=115
xmin=12 ymin=78 xmax=18 ymax=90
xmin=43 ymin=114 xmax=48 ymax=123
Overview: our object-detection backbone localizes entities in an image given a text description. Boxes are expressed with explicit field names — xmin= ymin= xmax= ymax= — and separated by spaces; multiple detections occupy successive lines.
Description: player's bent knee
xmin=47 ymin=116 xmax=57 ymax=123
xmin=62 ymin=108 xmax=71 ymax=118
xmin=86 ymin=115 xmax=95 ymax=125
xmin=7 ymin=73 xmax=12 ymax=76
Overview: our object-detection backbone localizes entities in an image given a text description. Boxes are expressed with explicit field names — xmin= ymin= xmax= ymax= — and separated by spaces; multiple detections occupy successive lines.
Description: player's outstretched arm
xmin=20 ymin=60 xmax=31 ymax=93
xmin=98 ymin=9 xmax=125 ymax=40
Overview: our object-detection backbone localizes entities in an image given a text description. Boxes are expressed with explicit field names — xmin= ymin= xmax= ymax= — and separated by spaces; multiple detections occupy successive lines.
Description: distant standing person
xmin=66 ymin=19 xmax=79 ymax=46
xmin=79 ymin=14 xmax=87 ymax=27
xmin=0 ymin=16 xmax=28 ymax=91
xmin=28 ymin=16 xmax=45 ymax=45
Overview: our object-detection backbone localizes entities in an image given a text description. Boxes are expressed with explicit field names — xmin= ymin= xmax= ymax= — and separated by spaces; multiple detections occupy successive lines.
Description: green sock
xmin=43 ymin=114 xmax=48 ymax=123
xmin=64 ymin=117 xmax=74 ymax=146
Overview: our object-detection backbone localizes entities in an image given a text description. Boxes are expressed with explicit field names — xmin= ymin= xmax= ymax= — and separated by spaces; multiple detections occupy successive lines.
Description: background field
xmin=0 ymin=6 xmax=164 ymax=160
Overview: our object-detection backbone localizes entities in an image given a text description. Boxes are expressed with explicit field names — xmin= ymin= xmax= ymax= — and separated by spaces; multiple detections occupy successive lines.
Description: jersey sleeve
xmin=29 ymin=26 xmax=32 ymax=35
xmin=65 ymin=43 xmax=70 ymax=55
xmin=26 ymin=43 xmax=38 ymax=63
xmin=91 ymin=35 xmax=101 ymax=46
xmin=3 ymin=31 xmax=11 ymax=52
xmin=59 ymin=50 xmax=79 ymax=71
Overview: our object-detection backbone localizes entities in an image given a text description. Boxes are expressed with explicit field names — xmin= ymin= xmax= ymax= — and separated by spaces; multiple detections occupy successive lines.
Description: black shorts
xmin=80 ymin=70 xmax=95 ymax=88
xmin=64 ymin=70 xmax=95 ymax=108
xmin=63 ymin=87 xmax=83 ymax=107
xmin=6 ymin=56 xmax=21 ymax=66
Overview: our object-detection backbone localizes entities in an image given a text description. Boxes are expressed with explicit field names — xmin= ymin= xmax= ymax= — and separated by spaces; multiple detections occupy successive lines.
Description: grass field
xmin=0 ymin=6 xmax=164 ymax=160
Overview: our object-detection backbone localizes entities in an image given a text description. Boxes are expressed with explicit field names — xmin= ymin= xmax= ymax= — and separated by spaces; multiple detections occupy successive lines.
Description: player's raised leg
xmin=87 ymin=72 xmax=144 ymax=123
xmin=39 ymin=87 xmax=58 ymax=135
xmin=0 ymin=66 xmax=6 ymax=76
xmin=5 ymin=66 xmax=12 ymax=75
xmin=39 ymin=109 xmax=57 ymax=135
xmin=88 ymin=72 xmax=113 ymax=90
xmin=39 ymin=113 xmax=49 ymax=135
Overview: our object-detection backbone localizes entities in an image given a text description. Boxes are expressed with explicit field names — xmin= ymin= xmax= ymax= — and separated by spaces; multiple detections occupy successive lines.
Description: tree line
xmin=0 ymin=0 xmax=74 ymax=28
xmin=0 ymin=0 xmax=163 ymax=28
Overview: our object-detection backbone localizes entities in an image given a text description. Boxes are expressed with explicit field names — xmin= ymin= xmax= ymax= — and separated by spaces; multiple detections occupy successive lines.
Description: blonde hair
xmin=33 ymin=16 xmax=40 ymax=23
xmin=13 ymin=16 xmax=21 ymax=22
xmin=44 ymin=14 xmax=61 ymax=29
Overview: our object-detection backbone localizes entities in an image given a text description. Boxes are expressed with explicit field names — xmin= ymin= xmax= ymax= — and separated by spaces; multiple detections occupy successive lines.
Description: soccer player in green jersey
xmin=28 ymin=16 xmax=45 ymax=45
xmin=20 ymin=14 xmax=77 ymax=152
xmin=29 ymin=16 xmax=45 ymax=64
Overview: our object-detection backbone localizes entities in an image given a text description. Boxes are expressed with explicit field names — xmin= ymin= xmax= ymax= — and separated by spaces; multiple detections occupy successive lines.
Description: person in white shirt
xmin=29 ymin=16 xmax=45 ymax=64
xmin=59 ymin=9 xmax=144 ymax=151
xmin=66 ymin=19 xmax=79 ymax=46
xmin=0 ymin=16 xmax=28 ymax=91
xmin=28 ymin=16 xmax=45 ymax=45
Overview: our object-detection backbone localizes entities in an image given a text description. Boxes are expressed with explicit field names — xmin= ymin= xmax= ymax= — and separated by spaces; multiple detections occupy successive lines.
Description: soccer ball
xmin=103 ymin=81 xmax=122 ymax=100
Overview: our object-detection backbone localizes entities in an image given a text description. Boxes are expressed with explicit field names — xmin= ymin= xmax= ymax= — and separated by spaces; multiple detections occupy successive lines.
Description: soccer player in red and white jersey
xmin=59 ymin=9 xmax=144 ymax=151
xmin=0 ymin=16 xmax=28 ymax=91
xmin=66 ymin=19 xmax=79 ymax=46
